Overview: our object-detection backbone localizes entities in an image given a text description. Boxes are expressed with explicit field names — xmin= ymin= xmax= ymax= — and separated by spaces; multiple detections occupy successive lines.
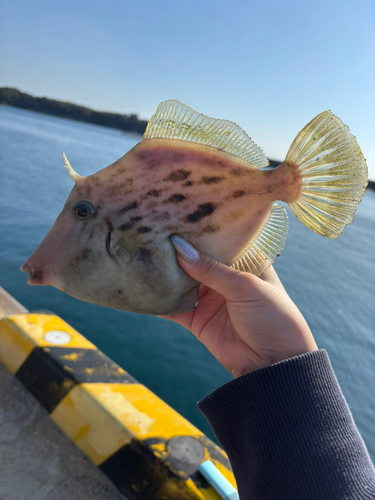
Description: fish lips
xmin=20 ymin=259 xmax=58 ymax=287
xmin=20 ymin=260 xmax=46 ymax=286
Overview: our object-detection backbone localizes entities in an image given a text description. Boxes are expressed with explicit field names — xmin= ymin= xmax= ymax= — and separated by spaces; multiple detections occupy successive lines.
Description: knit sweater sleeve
xmin=198 ymin=350 xmax=375 ymax=500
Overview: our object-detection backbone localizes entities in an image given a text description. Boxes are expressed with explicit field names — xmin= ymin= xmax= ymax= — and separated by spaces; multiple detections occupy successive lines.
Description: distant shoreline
xmin=0 ymin=87 xmax=148 ymax=135
xmin=1 ymin=87 xmax=373 ymax=188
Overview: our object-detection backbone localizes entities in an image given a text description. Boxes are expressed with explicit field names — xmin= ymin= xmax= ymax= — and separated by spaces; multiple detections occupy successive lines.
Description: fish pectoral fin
xmin=111 ymin=226 xmax=143 ymax=261
xmin=143 ymin=100 xmax=268 ymax=169
xmin=111 ymin=244 xmax=131 ymax=262
xmin=230 ymin=204 xmax=288 ymax=276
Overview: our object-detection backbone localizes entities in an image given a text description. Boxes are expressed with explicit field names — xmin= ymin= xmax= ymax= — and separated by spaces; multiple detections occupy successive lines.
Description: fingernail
xmin=171 ymin=235 xmax=199 ymax=263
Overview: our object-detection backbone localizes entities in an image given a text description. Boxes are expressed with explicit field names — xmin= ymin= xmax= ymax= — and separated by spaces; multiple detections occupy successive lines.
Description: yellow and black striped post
xmin=0 ymin=310 xmax=237 ymax=499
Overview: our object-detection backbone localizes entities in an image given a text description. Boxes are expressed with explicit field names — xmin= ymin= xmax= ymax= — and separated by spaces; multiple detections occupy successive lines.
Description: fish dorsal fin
xmin=231 ymin=204 xmax=288 ymax=276
xmin=143 ymin=100 xmax=269 ymax=169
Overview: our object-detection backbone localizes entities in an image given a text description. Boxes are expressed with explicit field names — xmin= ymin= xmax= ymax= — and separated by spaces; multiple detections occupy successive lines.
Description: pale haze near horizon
xmin=1 ymin=0 xmax=374 ymax=179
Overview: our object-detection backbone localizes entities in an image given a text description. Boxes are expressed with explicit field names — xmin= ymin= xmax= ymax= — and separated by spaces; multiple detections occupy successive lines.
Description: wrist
xmin=232 ymin=341 xmax=318 ymax=378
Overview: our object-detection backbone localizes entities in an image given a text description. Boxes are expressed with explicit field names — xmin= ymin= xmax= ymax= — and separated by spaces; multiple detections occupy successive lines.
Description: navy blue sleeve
xmin=198 ymin=350 xmax=375 ymax=500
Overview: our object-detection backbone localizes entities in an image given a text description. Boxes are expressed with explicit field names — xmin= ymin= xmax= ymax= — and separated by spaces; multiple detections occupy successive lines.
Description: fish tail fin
xmin=285 ymin=111 xmax=368 ymax=238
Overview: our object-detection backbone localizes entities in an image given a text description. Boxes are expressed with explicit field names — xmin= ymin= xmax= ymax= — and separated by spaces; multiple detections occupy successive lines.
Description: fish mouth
xmin=20 ymin=261 xmax=47 ymax=286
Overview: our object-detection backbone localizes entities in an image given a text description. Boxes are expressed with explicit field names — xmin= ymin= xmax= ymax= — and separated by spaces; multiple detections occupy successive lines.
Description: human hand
xmin=160 ymin=236 xmax=318 ymax=378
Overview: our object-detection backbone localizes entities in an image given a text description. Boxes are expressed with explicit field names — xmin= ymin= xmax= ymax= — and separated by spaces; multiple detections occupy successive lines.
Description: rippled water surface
xmin=1 ymin=105 xmax=374 ymax=458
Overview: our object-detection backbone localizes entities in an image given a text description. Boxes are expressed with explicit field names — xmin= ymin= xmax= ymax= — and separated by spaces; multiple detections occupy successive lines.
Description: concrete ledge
xmin=0 ymin=311 xmax=237 ymax=499
xmin=0 ymin=361 xmax=128 ymax=500
xmin=0 ymin=285 xmax=28 ymax=319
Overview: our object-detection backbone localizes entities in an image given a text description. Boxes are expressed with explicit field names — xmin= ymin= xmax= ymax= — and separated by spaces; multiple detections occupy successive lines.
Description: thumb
xmin=171 ymin=235 xmax=251 ymax=301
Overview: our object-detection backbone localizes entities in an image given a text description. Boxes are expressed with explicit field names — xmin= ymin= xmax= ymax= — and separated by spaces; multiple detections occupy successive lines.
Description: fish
xmin=20 ymin=100 xmax=368 ymax=315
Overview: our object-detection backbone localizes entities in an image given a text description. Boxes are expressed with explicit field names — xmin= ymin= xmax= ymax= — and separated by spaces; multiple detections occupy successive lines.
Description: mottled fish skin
xmin=21 ymin=139 xmax=301 ymax=315
xmin=85 ymin=138 xmax=300 ymax=264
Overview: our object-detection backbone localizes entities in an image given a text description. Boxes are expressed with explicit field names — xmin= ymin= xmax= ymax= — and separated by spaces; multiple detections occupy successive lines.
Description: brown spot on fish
xmin=137 ymin=247 xmax=152 ymax=263
xmin=138 ymin=226 xmax=152 ymax=234
xmin=30 ymin=267 xmax=45 ymax=284
xmin=165 ymin=169 xmax=191 ymax=182
xmin=226 ymin=208 xmax=243 ymax=223
xmin=231 ymin=168 xmax=244 ymax=176
xmin=115 ymin=169 xmax=132 ymax=179
xmin=148 ymin=158 xmax=162 ymax=169
xmin=90 ymin=176 xmax=102 ymax=187
xmin=232 ymin=190 xmax=245 ymax=198
xmin=147 ymin=189 xmax=161 ymax=197
xmin=75 ymin=247 xmax=92 ymax=262
xmin=136 ymin=150 xmax=162 ymax=168
xmin=203 ymin=224 xmax=220 ymax=233
xmin=167 ymin=194 xmax=186 ymax=203
xmin=201 ymin=176 xmax=223 ymax=184
xmin=186 ymin=202 xmax=215 ymax=223
xmin=137 ymin=151 xmax=148 ymax=161
xmin=152 ymin=211 xmax=170 ymax=222
xmin=108 ymin=177 xmax=133 ymax=192
xmin=112 ymin=167 xmax=126 ymax=175
xmin=118 ymin=289 xmax=123 ymax=294
xmin=105 ymin=185 xmax=123 ymax=196
xmin=120 ymin=222 xmax=134 ymax=231
xmin=183 ymin=181 xmax=194 ymax=187
xmin=118 ymin=201 xmax=138 ymax=213
xmin=119 ymin=216 xmax=143 ymax=233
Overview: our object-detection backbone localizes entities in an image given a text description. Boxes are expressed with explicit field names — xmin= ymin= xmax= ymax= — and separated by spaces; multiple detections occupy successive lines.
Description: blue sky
xmin=1 ymin=0 xmax=374 ymax=179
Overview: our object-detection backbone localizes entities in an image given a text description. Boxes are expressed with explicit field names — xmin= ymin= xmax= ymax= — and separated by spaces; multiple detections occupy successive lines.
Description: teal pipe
xmin=198 ymin=460 xmax=239 ymax=500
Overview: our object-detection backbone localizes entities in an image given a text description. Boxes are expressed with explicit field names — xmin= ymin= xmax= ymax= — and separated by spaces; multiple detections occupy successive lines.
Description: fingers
xmin=171 ymin=235 xmax=256 ymax=301
xmin=157 ymin=310 xmax=195 ymax=330
xmin=260 ymin=266 xmax=283 ymax=287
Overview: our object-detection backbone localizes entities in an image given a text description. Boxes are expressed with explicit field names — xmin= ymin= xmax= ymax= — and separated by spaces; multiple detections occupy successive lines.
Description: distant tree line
xmin=4 ymin=87 xmax=370 ymax=184
xmin=0 ymin=87 xmax=148 ymax=135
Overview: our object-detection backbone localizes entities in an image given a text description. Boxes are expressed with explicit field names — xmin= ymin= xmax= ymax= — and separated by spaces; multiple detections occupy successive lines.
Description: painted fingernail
xmin=171 ymin=235 xmax=199 ymax=263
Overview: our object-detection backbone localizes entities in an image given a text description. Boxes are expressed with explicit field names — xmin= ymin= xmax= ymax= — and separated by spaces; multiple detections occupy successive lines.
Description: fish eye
xmin=73 ymin=201 xmax=95 ymax=221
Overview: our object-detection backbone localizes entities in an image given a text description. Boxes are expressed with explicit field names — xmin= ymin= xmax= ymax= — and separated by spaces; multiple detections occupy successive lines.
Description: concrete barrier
xmin=0 ymin=309 xmax=237 ymax=499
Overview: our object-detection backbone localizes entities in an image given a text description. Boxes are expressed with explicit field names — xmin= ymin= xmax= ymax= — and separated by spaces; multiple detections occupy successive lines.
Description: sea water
xmin=1 ymin=105 xmax=374 ymax=459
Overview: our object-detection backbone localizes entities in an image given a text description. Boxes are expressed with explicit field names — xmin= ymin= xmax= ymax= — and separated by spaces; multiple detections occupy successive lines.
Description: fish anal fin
xmin=230 ymin=204 xmax=288 ymax=276
xmin=143 ymin=100 xmax=268 ymax=169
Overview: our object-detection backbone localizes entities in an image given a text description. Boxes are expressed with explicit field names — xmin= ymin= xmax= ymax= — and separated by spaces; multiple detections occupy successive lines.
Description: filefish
xmin=21 ymin=101 xmax=368 ymax=315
